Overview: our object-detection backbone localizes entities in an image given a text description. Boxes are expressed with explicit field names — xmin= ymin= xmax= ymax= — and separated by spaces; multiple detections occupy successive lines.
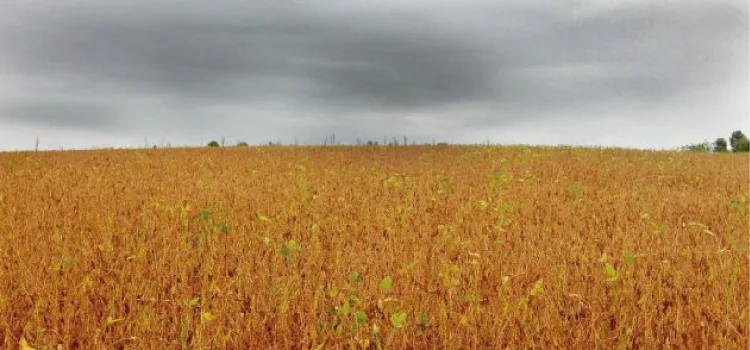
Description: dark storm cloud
xmin=0 ymin=99 xmax=119 ymax=130
xmin=0 ymin=0 xmax=746 ymax=148
xmin=0 ymin=2 xmax=501 ymax=109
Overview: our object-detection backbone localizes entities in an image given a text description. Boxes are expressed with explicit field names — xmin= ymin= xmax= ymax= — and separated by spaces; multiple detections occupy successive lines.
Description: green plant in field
xmin=439 ymin=263 xmax=460 ymax=288
xmin=280 ymin=240 xmax=301 ymax=263
xmin=478 ymin=199 xmax=490 ymax=211
xmin=178 ymin=297 xmax=201 ymax=345
xmin=390 ymin=312 xmax=407 ymax=329
xmin=350 ymin=272 xmax=362 ymax=283
xmin=51 ymin=256 xmax=77 ymax=272
xmin=398 ymin=262 xmax=415 ymax=277
xmin=185 ymin=297 xmax=201 ymax=308
xmin=730 ymin=195 xmax=749 ymax=213
xmin=493 ymin=201 xmax=516 ymax=232
xmin=604 ymin=263 xmax=619 ymax=282
xmin=417 ymin=312 xmax=430 ymax=331
xmin=640 ymin=213 xmax=667 ymax=235
xmin=318 ymin=278 xmax=374 ymax=345
xmin=385 ymin=175 xmax=403 ymax=189
xmin=188 ymin=208 xmax=231 ymax=246
xmin=488 ymin=170 xmax=511 ymax=189
xmin=624 ymin=253 xmax=640 ymax=264
xmin=198 ymin=209 xmax=212 ymax=222
xmin=565 ymin=182 xmax=584 ymax=201
xmin=380 ymin=276 xmax=393 ymax=291
xmin=256 ymin=211 xmax=271 ymax=222
xmin=438 ymin=178 xmax=454 ymax=193
xmin=105 ymin=315 xmax=125 ymax=326
xmin=529 ymin=279 xmax=544 ymax=297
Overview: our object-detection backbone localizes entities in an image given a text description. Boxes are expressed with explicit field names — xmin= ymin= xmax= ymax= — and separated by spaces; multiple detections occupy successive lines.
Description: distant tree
xmin=713 ymin=138 xmax=728 ymax=152
xmin=680 ymin=141 xmax=711 ymax=152
xmin=736 ymin=138 xmax=750 ymax=152
xmin=236 ymin=141 xmax=249 ymax=147
xmin=207 ymin=140 xmax=220 ymax=147
xmin=730 ymin=130 xmax=748 ymax=152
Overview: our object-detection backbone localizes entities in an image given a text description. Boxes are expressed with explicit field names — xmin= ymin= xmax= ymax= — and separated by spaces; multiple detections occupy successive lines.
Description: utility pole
xmin=35 ymin=137 xmax=39 ymax=152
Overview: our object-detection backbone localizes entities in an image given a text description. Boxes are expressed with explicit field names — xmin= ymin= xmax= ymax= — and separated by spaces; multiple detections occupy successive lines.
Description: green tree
xmin=236 ymin=141 xmax=249 ymax=147
xmin=736 ymin=138 xmax=750 ymax=152
xmin=207 ymin=140 xmax=220 ymax=147
xmin=713 ymin=138 xmax=728 ymax=152
xmin=729 ymin=130 xmax=748 ymax=152
xmin=681 ymin=141 xmax=711 ymax=152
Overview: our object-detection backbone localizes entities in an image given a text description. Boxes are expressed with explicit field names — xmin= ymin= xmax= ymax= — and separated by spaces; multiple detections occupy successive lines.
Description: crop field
xmin=0 ymin=146 xmax=747 ymax=349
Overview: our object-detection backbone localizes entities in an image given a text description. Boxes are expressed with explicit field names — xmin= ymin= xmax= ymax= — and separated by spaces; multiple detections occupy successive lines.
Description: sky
xmin=0 ymin=0 xmax=747 ymax=151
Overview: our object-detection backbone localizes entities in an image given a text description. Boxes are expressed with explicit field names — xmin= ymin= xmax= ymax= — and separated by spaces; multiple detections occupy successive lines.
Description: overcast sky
xmin=0 ymin=0 xmax=747 ymax=150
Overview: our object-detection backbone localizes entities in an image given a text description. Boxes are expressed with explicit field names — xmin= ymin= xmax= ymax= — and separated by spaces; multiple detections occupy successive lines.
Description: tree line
xmin=682 ymin=130 xmax=749 ymax=153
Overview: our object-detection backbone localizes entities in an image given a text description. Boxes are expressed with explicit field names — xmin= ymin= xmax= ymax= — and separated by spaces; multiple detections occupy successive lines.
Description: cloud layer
xmin=0 ymin=0 xmax=747 ymax=149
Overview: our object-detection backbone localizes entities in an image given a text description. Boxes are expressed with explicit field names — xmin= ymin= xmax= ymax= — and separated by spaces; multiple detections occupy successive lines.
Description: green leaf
xmin=478 ymin=200 xmax=489 ymax=211
xmin=730 ymin=198 xmax=741 ymax=211
xmin=605 ymin=263 xmax=619 ymax=282
xmin=280 ymin=245 xmax=295 ymax=263
xmin=529 ymin=279 xmax=544 ymax=297
xmin=286 ymin=240 xmax=301 ymax=251
xmin=199 ymin=209 xmax=212 ymax=221
xmin=340 ymin=300 xmax=350 ymax=316
xmin=624 ymin=253 xmax=638 ymax=263
xmin=281 ymin=240 xmax=301 ymax=263
xmin=390 ymin=312 xmax=407 ymax=329
xmin=256 ymin=212 xmax=270 ymax=222
xmin=186 ymin=297 xmax=200 ymax=308
xmin=417 ymin=312 xmax=429 ymax=330
xmin=201 ymin=312 xmax=216 ymax=321
xmin=354 ymin=310 xmax=368 ymax=324
xmin=380 ymin=276 xmax=393 ymax=291
xmin=106 ymin=316 xmax=125 ymax=325
xmin=405 ymin=261 xmax=415 ymax=271
xmin=350 ymin=272 xmax=362 ymax=283
xmin=654 ymin=223 xmax=666 ymax=235
xmin=335 ymin=323 xmax=344 ymax=337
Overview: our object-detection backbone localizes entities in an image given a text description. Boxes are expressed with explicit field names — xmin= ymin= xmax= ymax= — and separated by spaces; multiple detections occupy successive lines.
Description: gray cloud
xmin=0 ymin=99 xmax=119 ymax=130
xmin=0 ymin=0 xmax=747 ymax=149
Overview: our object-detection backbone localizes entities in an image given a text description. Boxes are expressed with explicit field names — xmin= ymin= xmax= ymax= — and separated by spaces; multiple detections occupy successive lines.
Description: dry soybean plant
xmin=0 ymin=146 xmax=747 ymax=349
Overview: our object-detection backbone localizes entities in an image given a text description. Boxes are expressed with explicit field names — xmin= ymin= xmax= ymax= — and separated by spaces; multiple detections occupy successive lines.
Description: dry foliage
xmin=0 ymin=146 xmax=747 ymax=349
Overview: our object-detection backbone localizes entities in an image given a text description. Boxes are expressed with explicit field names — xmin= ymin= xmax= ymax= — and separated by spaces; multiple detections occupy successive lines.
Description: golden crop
xmin=0 ymin=146 xmax=747 ymax=349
